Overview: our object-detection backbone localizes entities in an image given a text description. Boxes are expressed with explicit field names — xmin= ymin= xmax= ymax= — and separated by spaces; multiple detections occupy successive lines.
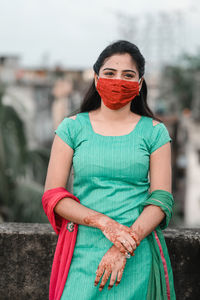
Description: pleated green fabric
xmin=140 ymin=189 xmax=174 ymax=230
xmin=55 ymin=112 xmax=175 ymax=300
xmin=139 ymin=190 xmax=176 ymax=299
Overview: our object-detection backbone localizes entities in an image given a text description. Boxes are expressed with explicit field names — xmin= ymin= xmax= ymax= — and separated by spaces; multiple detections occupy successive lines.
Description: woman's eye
xmin=104 ymin=72 xmax=114 ymax=76
xmin=124 ymin=74 xmax=134 ymax=78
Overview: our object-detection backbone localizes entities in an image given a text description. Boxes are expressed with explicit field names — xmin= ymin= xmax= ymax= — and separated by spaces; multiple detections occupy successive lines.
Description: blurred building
xmin=0 ymin=55 xmax=90 ymax=148
xmin=183 ymin=116 xmax=200 ymax=226
xmin=0 ymin=55 xmax=20 ymax=83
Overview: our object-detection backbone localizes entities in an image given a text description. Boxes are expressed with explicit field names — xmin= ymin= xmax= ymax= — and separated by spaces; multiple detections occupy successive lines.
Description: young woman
xmin=43 ymin=40 xmax=176 ymax=299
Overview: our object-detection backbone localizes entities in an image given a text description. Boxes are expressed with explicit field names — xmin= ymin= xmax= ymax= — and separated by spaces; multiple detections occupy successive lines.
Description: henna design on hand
xmin=84 ymin=213 xmax=138 ymax=255
xmin=94 ymin=245 xmax=127 ymax=291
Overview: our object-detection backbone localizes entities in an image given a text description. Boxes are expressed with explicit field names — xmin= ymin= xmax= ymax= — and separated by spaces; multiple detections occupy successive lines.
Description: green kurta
xmin=55 ymin=112 xmax=175 ymax=300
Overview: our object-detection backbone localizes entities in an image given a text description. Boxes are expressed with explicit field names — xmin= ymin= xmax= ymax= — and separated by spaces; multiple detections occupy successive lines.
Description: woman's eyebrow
xmin=102 ymin=68 xmax=136 ymax=74
xmin=122 ymin=69 xmax=136 ymax=74
xmin=102 ymin=68 xmax=116 ymax=71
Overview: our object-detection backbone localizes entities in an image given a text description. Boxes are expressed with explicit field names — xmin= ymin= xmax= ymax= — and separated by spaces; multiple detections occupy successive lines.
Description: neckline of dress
xmin=86 ymin=111 xmax=144 ymax=138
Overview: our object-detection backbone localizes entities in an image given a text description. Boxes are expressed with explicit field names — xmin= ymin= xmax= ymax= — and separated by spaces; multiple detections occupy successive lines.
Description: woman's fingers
xmin=114 ymin=240 xmax=128 ymax=255
xmin=108 ymin=270 xmax=118 ymax=290
xmin=113 ymin=237 xmax=136 ymax=256
xmin=120 ymin=239 xmax=135 ymax=256
xmin=94 ymin=265 xmax=104 ymax=286
xmin=122 ymin=234 xmax=137 ymax=254
xmin=116 ymin=266 xmax=125 ymax=285
xmin=128 ymin=229 xmax=141 ymax=246
xmin=99 ymin=269 xmax=111 ymax=291
xmin=111 ymin=264 xmax=127 ymax=288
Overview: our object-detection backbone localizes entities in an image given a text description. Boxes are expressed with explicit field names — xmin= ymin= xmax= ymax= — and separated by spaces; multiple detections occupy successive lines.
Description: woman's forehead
xmin=101 ymin=53 xmax=138 ymax=71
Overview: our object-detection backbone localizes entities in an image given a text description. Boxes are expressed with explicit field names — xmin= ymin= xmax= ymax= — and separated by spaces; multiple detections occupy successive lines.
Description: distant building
xmin=0 ymin=55 xmax=20 ymax=83
xmin=0 ymin=56 xmax=91 ymax=148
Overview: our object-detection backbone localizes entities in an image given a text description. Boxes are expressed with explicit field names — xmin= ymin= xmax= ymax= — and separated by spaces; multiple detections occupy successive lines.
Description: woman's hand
xmin=99 ymin=218 xmax=139 ymax=256
xmin=94 ymin=245 xmax=128 ymax=291
xmin=84 ymin=213 xmax=140 ymax=255
xmin=84 ymin=213 xmax=139 ymax=256
xmin=100 ymin=217 xmax=139 ymax=256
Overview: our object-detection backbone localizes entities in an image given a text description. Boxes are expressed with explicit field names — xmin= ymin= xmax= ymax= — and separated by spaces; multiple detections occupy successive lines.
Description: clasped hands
xmin=84 ymin=214 xmax=141 ymax=292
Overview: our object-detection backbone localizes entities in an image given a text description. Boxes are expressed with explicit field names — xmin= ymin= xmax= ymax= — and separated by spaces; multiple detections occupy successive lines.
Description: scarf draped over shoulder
xmin=42 ymin=187 xmax=80 ymax=300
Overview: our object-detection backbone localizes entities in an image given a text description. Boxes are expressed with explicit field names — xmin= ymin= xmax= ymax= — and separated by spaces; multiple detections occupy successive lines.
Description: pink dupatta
xmin=42 ymin=187 xmax=80 ymax=300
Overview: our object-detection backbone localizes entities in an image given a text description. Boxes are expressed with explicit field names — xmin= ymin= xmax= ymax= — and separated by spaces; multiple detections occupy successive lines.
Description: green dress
xmin=55 ymin=112 xmax=173 ymax=300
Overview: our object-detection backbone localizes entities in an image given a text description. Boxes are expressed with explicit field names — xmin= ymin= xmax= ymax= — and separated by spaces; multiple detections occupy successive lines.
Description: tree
xmin=158 ymin=50 xmax=200 ymax=113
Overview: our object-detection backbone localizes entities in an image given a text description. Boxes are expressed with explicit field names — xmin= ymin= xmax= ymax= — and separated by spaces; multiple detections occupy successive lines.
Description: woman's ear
xmin=94 ymin=72 xmax=98 ymax=87
xmin=139 ymin=77 xmax=144 ymax=91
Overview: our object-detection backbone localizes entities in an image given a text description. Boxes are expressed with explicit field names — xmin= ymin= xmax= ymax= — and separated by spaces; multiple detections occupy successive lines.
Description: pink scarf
xmin=42 ymin=187 xmax=80 ymax=300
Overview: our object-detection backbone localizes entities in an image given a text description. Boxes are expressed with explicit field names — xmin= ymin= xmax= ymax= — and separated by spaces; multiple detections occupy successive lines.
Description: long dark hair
xmin=70 ymin=40 xmax=162 ymax=122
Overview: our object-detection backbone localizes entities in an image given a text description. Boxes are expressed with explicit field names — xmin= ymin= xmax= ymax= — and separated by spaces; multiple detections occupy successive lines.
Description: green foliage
xmin=163 ymin=65 xmax=194 ymax=110
xmin=181 ymin=50 xmax=200 ymax=70
xmin=160 ymin=50 xmax=200 ymax=112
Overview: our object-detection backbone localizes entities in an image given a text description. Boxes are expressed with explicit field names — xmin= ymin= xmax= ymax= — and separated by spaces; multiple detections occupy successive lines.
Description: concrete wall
xmin=0 ymin=223 xmax=200 ymax=300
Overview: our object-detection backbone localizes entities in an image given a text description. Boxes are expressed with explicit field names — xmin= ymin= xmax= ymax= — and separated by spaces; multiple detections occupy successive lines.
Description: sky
xmin=0 ymin=0 xmax=199 ymax=69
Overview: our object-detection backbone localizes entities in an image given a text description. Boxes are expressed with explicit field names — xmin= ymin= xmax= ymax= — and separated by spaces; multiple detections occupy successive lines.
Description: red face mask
xmin=96 ymin=77 xmax=140 ymax=110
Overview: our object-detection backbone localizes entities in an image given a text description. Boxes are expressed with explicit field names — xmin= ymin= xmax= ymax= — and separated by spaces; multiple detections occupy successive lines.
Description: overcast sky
xmin=0 ymin=0 xmax=199 ymax=69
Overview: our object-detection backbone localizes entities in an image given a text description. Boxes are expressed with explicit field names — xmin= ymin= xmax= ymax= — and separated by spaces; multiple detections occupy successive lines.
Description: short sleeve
xmin=55 ymin=118 xmax=76 ymax=150
xmin=149 ymin=123 xmax=172 ymax=154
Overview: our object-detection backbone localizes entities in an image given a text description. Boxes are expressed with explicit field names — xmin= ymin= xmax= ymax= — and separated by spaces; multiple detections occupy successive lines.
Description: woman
xmin=43 ymin=40 xmax=176 ymax=300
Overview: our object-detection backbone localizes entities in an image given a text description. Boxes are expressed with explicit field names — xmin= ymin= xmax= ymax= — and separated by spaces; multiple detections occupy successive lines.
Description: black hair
xmin=71 ymin=40 xmax=162 ymax=122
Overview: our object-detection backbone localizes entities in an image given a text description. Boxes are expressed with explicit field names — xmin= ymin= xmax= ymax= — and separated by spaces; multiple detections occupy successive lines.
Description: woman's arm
xmin=44 ymin=133 xmax=137 ymax=255
xmin=130 ymin=139 xmax=172 ymax=241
